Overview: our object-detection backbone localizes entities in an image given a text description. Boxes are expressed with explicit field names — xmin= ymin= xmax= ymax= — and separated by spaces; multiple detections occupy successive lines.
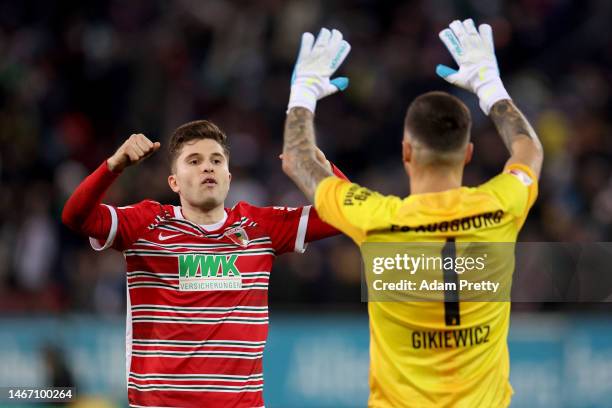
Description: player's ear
xmin=464 ymin=142 xmax=474 ymax=165
xmin=402 ymin=139 xmax=412 ymax=164
xmin=168 ymin=174 xmax=180 ymax=193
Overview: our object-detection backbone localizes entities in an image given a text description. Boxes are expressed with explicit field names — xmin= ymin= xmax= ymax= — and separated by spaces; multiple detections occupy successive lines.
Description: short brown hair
xmin=404 ymin=91 xmax=471 ymax=152
xmin=168 ymin=120 xmax=230 ymax=170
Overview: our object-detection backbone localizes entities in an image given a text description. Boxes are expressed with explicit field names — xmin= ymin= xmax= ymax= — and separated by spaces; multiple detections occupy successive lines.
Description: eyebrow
xmin=184 ymin=152 xmax=225 ymax=160
xmin=184 ymin=152 xmax=202 ymax=160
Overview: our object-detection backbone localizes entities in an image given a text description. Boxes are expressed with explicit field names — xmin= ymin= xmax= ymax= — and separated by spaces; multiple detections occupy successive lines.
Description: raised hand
xmin=288 ymin=28 xmax=351 ymax=113
xmin=436 ymin=19 xmax=510 ymax=115
xmin=107 ymin=133 xmax=161 ymax=173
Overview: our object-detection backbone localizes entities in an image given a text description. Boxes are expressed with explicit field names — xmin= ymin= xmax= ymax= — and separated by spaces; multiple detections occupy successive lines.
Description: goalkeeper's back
xmin=313 ymin=91 xmax=543 ymax=407
xmin=315 ymin=161 xmax=537 ymax=407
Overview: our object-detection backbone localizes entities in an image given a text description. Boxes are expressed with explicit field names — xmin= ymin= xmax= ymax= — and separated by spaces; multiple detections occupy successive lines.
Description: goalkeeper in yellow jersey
xmin=282 ymin=20 xmax=543 ymax=408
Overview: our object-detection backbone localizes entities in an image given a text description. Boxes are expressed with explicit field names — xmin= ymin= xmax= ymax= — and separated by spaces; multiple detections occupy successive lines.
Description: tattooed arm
xmin=282 ymin=107 xmax=333 ymax=203
xmin=489 ymin=99 xmax=544 ymax=178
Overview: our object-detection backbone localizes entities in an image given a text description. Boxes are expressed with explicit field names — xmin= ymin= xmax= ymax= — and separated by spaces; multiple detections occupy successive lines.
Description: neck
xmin=408 ymin=166 xmax=464 ymax=194
xmin=180 ymin=201 xmax=226 ymax=225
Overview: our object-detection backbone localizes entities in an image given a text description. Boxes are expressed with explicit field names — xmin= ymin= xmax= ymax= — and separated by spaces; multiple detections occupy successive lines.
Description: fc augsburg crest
xmin=225 ymin=227 xmax=249 ymax=247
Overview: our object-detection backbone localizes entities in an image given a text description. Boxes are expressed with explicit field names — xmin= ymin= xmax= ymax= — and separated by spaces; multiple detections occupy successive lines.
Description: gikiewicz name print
xmin=178 ymin=254 xmax=242 ymax=291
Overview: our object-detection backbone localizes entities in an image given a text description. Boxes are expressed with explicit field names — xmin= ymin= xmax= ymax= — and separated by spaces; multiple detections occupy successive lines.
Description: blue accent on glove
xmin=291 ymin=67 xmax=297 ymax=85
xmin=291 ymin=37 xmax=306 ymax=85
xmin=436 ymin=64 xmax=458 ymax=78
xmin=330 ymin=77 xmax=349 ymax=91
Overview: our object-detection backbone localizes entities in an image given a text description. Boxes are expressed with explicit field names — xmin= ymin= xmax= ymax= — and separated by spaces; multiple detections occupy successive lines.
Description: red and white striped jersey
xmin=90 ymin=200 xmax=315 ymax=408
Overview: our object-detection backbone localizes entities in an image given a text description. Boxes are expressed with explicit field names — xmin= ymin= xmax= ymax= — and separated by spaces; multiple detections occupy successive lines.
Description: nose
xmin=201 ymin=161 xmax=214 ymax=173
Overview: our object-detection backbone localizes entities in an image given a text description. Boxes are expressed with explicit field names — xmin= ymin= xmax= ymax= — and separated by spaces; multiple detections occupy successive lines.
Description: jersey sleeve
xmin=478 ymin=163 xmax=539 ymax=226
xmin=89 ymin=200 xmax=163 ymax=252
xmin=303 ymin=207 xmax=342 ymax=243
xmin=247 ymin=205 xmax=314 ymax=255
xmin=314 ymin=177 xmax=396 ymax=245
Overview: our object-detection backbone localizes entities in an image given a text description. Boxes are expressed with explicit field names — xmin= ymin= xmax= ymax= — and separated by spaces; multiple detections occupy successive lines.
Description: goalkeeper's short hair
xmin=404 ymin=91 xmax=471 ymax=152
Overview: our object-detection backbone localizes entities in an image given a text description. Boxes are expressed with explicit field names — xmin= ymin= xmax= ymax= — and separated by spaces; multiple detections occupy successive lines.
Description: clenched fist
xmin=107 ymin=133 xmax=161 ymax=173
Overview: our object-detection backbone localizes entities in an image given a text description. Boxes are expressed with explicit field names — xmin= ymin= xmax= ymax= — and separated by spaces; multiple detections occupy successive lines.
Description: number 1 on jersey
xmin=442 ymin=238 xmax=460 ymax=326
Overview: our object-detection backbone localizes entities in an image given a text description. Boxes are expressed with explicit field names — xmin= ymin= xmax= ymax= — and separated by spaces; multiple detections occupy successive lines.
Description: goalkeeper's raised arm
xmin=282 ymin=28 xmax=351 ymax=202
xmin=437 ymin=19 xmax=544 ymax=178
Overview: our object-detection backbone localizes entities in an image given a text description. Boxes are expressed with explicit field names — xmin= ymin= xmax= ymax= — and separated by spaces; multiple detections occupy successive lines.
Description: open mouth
xmin=201 ymin=177 xmax=217 ymax=187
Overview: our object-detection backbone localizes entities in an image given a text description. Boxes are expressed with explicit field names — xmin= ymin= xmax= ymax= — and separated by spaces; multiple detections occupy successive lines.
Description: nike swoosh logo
xmin=158 ymin=232 xmax=182 ymax=241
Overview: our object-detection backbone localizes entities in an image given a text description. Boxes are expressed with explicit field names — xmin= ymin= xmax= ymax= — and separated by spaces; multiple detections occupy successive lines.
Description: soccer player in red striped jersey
xmin=62 ymin=120 xmax=349 ymax=408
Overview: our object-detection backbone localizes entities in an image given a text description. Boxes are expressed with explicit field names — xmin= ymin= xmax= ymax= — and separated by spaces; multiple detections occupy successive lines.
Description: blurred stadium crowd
xmin=1 ymin=0 xmax=611 ymax=314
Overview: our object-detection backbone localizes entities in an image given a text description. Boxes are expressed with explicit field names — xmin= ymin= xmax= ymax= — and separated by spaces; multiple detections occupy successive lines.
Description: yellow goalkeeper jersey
xmin=314 ymin=163 xmax=538 ymax=408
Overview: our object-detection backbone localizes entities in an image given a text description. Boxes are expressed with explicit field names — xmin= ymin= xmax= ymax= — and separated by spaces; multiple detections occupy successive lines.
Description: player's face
xmin=168 ymin=139 xmax=231 ymax=210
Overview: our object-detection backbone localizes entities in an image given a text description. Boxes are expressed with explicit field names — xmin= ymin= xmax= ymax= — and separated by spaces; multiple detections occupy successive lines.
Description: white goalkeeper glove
xmin=436 ymin=19 xmax=511 ymax=115
xmin=287 ymin=28 xmax=351 ymax=113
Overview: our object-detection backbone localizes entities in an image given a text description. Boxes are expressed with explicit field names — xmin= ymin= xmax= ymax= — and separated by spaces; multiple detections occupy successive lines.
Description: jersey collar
xmin=173 ymin=206 xmax=229 ymax=232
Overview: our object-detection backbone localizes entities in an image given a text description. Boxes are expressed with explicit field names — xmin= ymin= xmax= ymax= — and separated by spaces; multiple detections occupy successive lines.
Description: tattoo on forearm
xmin=283 ymin=108 xmax=332 ymax=201
xmin=489 ymin=99 xmax=538 ymax=152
